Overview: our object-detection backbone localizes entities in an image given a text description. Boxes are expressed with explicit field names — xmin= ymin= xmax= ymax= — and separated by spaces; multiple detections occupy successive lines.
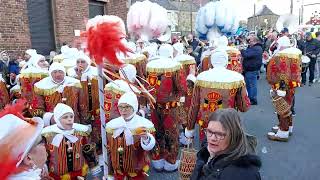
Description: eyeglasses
xmin=118 ymin=105 xmax=132 ymax=111
xmin=204 ymin=128 xmax=227 ymax=140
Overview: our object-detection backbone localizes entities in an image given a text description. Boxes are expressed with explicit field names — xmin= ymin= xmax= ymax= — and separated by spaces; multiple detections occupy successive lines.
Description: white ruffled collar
xmin=197 ymin=67 xmax=244 ymax=83
xmin=67 ymin=66 xmax=98 ymax=81
xmin=105 ymin=79 xmax=140 ymax=93
xmin=35 ymin=76 xmax=80 ymax=91
xmin=20 ymin=66 xmax=48 ymax=75
xmin=9 ymin=168 xmax=42 ymax=180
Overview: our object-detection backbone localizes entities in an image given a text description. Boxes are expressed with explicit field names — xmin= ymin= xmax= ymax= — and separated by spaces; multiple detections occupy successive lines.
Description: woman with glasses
xmin=191 ymin=108 xmax=261 ymax=180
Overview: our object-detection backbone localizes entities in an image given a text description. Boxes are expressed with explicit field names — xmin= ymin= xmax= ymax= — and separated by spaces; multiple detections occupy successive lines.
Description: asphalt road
xmin=149 ymin=73 xmax=320 ymax=180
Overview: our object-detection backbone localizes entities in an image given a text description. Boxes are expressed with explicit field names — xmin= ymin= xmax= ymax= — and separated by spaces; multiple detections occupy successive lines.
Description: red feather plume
xmin=0 ymin=99 xmax=30 ymax=179
xmin=0 ymin=153 xmax=18 ymax=180
xmin=83 ymin=21 xmax=130 ymax=66
xmin=0 ymin=99 xmax=27 ymax=119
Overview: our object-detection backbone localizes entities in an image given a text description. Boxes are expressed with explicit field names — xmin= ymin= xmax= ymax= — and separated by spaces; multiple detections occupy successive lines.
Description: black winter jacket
xmin=299 ymin=39 xmax=320 ymax=58
xmin=241 ymin=43 xmax=263 ymax=72
xmin=191 ymin=147 xmax=261 ymax=180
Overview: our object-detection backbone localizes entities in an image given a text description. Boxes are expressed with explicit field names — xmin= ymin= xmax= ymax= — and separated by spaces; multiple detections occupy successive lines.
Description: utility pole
xmin=190 ymin=0 xmax=193 ymax=33
xmin=290 ymin=0 xmax=293 ymax=14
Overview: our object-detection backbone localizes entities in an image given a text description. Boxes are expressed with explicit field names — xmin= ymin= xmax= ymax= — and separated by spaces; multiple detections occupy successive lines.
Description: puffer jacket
xmin=241 ymin=43 xmax=263 ymax=72
xmin=191 ymin=147 xmax=262 ymax=180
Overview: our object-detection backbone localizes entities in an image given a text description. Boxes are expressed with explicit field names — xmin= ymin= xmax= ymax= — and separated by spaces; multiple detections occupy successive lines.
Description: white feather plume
xmin=195 ymin=0 xmax=239 ymax=41
xmin=127 ymin=0 xmax=168 ymax=41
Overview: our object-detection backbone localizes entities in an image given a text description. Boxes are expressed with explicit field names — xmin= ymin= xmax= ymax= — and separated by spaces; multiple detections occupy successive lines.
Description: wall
xmin=0 ymin=0 xmax=31 ymax=58
xmin=106 ymin=0 xmax=128 ymax=23
xmin=53 ymin=0 xmax=89 ymax=49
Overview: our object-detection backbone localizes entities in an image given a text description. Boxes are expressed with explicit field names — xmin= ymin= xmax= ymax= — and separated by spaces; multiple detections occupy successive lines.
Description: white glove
xmin=276 ymin=90 xmax=286 ymax=97
xmin=269 ymin=89 xmax=275 ymax=97
xmin=138 ymin=109 xmax=146 ymax=118
xmin=184 ymin=128 xmax=195 ymax=138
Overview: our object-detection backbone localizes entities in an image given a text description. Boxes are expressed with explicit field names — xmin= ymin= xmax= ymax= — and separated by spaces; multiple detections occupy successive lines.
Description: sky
xmin=223 ymin=0 xmax=320 ymax=23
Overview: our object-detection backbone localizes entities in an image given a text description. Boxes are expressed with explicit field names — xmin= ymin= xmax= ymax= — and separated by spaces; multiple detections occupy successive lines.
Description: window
xmin=89 ymin=0 xmax=106 ymax=18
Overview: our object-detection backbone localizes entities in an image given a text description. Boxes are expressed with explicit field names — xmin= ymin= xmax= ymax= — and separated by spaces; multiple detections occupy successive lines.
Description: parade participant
xmin=20 ymin=49 xmax=37 ymax=70
xmin=142 ymin=43 xmax=159 ymax=61
xmin=19 ymin=54 xmax=49 ymax=116
xmin=42 ymin=103 xmax=101 ymax=179
xmin=104 ymin=64 xmax=141 ymax=123
xmin=185 ymin=50 xmax=250 ymax=142
xmin=106 ymin=92 xmax=155 ymax=179
xmin=179 ymin=74 xmax=196 ymax=146
xmin=136 ymin=39 xmax=145 ymax=54
xmin=267 ymin=36 xmax=302 ymax=141
xmin=33 ymin=62 xmax=82 ymax=122
xmin=68 ymin=51 xmax=104 ymax=167
xmin=10 ymin=82 xmax=22 ymax=103
xmin=67 ymin=51 xmax=99 ymax=124
xmin=198 ymin=36 xmax=242 ymax=74
xmin=147 ymin=44 xmax=187 ymax=171
xmin=121 ymin=41 xmax=148 ymax=80
xmin=173 ymin=42 xmax=197 ymax=144
xmin=226 ymin=46 xmax=243 ymax=73
xmin=173 ymin=42 xmax=196 ymax=76
xmin=0 ymin=100 xmax=46 ymax=180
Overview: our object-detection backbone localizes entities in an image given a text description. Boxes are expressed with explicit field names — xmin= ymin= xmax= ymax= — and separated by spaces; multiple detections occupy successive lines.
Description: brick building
xmin=0 ymin=0 xmax=128 ymax=58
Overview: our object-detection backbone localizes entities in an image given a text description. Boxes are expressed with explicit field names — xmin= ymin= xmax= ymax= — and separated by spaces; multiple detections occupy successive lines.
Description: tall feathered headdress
xmin=81 ymin=15 xmax=130 ymax=66
xmin=0 ymin=99 xmax=44 ymax=179
xmin=127 ymin=0 xmax=169 ymax=41
xmin=195 ymin=1 xmax=239 ymax=44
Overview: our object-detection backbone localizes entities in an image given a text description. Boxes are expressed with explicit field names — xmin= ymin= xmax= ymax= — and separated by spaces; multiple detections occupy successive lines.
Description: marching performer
xmin=33 ymin=62 xmax=82 ymax=123
xmin=173 ymin=42 xmax=197 ymax=142
xmin=147 ymin=44 xmax=187 ymax=171
xmin=123 ymin=53 xmax=148 ymax=80
xmin=20 ymin=49 xmax=37 ymax=70
xmin=226 ymin=46 xmax=243 ymax=73
xmin=104 ymin=64 xmax=141 ymax=123
xmin=67 ymin=51 xmax=99 ymax=125
xmin=185 ymin=50 xmax=250 ymax=141
xmin=173 ymin=42 xmax=196 ymax=76
xmin=106 ymin=92 xmax=155 ymax=179
xmin=198 ymin=36 xmax=243 ymax=74
xmin=0 ymin=100 xmax=47 ymax=180
xmin=19 ymin=54 xmax=49 ymax=116
xmin=42 ymin=103 xmax=101 ymax=180
xmin=267 ymin=36 xmax=302 ymax=141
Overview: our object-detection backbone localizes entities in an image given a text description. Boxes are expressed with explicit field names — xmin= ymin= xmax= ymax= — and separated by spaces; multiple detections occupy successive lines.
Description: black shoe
xmin=301 ymin=83 xmax=306 ymax=87
xmin=309 ymin=82 xmax=313 ymax=86
xmin=292 ymin=110 xmax=296 ymax=117
xmin=251 ymin=101 xmax=258 ymax=105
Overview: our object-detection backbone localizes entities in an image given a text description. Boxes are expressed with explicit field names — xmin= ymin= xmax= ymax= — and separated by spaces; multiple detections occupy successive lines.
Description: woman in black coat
xmin=191 ymin=108 xmax=261 ymax=180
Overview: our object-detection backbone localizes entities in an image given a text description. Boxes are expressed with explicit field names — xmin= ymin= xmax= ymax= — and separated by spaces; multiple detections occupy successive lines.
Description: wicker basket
xmin=272 ymin=96 xmax=291 ymax=117
xmin=179 ymin=146 xmax=197 ymax=180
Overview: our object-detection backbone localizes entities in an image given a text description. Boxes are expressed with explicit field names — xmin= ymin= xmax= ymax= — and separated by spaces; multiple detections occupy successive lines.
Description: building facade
xmin=1 ymin=0 xmax=215 ymax=58
xmin=247 ymin=5 xmax=279 ymax=31
xmin=0 ymin=0 xmax=129 ymax=58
